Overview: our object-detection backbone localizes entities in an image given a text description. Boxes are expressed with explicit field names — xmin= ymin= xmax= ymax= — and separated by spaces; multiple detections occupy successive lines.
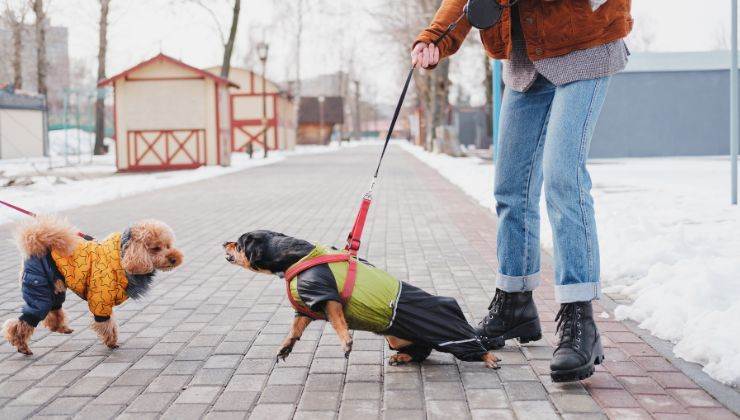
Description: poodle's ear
xmin=121 ymin=239 xmax=154 ymax=275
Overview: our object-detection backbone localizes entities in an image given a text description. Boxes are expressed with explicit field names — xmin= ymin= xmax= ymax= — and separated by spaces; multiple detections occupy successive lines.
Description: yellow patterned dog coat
xmin=51 ymin=232 xmax=128 ymax=318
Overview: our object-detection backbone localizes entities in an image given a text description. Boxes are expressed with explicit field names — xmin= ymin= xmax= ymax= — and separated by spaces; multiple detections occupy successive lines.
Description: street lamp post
xmin=318 ymin=95 xmax=326 ymax=145
xmin=732 ymin=0 xmax=739 ymax=205
xmin=257 ymin=41 xmax=270 ymax=159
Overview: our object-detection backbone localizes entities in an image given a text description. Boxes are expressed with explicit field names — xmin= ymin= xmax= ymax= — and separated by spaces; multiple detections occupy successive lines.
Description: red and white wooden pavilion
xmin=205 ymin=66 xmax=296 ymax=154
xmin=98 ymin=54 xmax=238 ymax=171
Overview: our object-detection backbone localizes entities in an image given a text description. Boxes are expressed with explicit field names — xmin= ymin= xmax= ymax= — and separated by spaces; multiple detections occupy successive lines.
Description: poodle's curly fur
xmin=90 ymin=318 xmax=119 ymax=349
xmin=43 ymin=309 xmax=73 ymax=334
xmin=122 ymin=219 xmax=184 ymax=275
xmin=15 ymin=215 xmax=79 ymax=258
xmin=3 ymin=319 xmax=34 ymax=355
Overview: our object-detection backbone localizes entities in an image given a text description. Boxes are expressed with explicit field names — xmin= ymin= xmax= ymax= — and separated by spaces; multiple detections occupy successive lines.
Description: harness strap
xmin=344 ymin=198 xmax=371 ymax=256
xmin=284 ymin=253 xmax=358 ymax=320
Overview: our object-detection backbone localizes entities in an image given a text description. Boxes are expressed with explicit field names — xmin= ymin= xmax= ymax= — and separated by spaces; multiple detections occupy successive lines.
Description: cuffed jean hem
xmin=496 ymin=272 xmax=541 ymax=292
xmin=555 ymin=282 xmax=602 ymax=303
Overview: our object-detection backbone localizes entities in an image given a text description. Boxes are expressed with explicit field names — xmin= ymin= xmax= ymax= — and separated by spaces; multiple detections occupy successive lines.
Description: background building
xmin=99 ymin=54 xmax=236 ymax=172
xmin=298 ymin=96 xmax=344 ymax=145
xmin=0 ymin=86 xmax=48 ymax=159
xmin=592 ymin=51 xmax=731 ymax=158
xmin=206 ymin=66 xmax=295 ymax=154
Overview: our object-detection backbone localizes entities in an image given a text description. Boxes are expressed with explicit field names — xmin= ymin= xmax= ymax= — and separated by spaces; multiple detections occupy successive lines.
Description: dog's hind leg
xmin=43 ymin=280 xmax=73 ymax=334
xmin=386 ymin=336 xmax=432 ymax=365
xmin=324 ymin=301 xmax=353 ymax=358
xmin=3 ymin=319 xmax=35 ymax=355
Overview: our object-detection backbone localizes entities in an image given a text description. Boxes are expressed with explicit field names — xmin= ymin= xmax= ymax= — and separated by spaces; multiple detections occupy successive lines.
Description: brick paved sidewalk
xmin=0 ymin=145 xmax=736 ymax=419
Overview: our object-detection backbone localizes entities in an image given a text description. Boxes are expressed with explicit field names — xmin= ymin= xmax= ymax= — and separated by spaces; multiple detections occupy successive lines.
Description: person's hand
xmin=411 ymin=43 xmax=440 ymax=69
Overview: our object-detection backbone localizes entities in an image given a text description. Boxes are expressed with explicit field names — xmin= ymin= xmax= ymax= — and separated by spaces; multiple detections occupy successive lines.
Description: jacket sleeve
xmin=414 ymin=0 xmax=472 ymax=63
xmin=87 ymin=272 xmax=115 ymax=319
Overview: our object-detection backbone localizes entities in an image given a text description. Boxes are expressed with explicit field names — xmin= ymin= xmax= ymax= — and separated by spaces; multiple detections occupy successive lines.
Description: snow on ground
xmin=0 ymin=138 xmax=376 ymax=227
xmin=400 ymin=142 xmax=740 ymax=386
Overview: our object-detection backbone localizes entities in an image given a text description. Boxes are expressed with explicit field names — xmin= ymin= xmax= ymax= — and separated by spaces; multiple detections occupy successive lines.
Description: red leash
xmin=0 ymin=199 xmax=95 ymax=240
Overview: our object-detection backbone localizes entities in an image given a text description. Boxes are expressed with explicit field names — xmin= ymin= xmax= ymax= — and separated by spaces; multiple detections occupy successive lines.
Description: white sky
xmin=46 ymin=0 xmax=733 ymax=105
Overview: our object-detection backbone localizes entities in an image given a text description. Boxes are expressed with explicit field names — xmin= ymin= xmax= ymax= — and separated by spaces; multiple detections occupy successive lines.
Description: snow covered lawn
xmin=400 ymin=142 xmax=740 ymax=386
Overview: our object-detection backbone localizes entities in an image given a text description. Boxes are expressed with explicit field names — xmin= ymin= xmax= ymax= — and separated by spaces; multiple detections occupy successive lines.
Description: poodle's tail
xmin=15 ymin=215 xmax=80 ymax=257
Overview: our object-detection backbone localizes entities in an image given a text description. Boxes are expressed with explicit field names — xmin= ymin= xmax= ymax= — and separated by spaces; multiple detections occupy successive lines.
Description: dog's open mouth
xmin=225 ymin=254 xmax=235 ymax=263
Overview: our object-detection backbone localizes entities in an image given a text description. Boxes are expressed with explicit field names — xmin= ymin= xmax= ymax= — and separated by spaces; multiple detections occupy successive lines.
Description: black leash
xmin=371 ymin=14 xmax=465 ymax=180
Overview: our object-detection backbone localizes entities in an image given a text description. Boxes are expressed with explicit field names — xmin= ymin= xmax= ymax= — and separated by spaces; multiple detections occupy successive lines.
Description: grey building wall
xmin=591 ymin=70 xmax=729 ymax=158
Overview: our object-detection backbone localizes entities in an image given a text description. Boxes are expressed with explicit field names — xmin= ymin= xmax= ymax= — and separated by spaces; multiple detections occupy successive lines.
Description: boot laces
xmin=555 ymin=303 xmax=583 ymax=351
xmin=479 ymin=289 xmax=505 ymax=326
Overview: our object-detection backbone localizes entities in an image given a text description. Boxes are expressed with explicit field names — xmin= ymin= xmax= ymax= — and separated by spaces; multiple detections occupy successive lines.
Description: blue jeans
xmin=494 ymin=75 xmax=611 ymax=303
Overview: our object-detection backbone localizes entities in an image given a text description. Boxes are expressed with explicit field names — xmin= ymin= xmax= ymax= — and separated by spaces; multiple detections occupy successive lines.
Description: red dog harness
xmin=283 ymin=197 xmax=371 ymax=320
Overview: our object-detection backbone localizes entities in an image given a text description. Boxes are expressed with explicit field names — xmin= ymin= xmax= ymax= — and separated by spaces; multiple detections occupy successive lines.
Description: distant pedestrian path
xmin=0 ymin=145 xmax=736 ymax=419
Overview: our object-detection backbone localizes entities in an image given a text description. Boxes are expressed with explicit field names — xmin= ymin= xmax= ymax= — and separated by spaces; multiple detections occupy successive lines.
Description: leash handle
xmin=0 ymin=199 xmax=94 ymax=241
xmin=372 ymin=15 xmax=463 ymax=180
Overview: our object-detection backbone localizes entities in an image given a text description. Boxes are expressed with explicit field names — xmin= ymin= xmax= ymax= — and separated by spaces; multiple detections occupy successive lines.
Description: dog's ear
xmin=122 ymin=232 xmax=154 ymax=275
xmin=237 ymin=232 xmax=265 ymax=270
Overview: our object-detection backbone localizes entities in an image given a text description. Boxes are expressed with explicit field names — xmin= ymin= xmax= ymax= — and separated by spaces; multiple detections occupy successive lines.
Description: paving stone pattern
xmin=0 ymin=146 xmax=735 ymax=419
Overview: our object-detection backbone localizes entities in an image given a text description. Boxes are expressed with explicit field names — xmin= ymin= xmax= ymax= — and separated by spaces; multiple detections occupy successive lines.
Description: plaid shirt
xmin=502 ymin=6 xmax=629 ymax=92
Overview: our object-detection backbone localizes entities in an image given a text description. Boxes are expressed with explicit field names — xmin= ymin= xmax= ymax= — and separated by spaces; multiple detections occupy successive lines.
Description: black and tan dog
xmin=223 ymin=230 xmax=500 ymax=368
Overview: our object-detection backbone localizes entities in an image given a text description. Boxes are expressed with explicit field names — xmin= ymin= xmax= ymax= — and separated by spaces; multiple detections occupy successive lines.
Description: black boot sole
xmin=480 ymin=318 xmax=543 ymax=350
xmin=550 ymin=337 xmax=604 ymax=383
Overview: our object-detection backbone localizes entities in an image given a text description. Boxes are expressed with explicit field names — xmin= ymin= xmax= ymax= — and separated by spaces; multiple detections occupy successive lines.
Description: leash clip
xmin=363 ymin=178 xmax=377 ymax=200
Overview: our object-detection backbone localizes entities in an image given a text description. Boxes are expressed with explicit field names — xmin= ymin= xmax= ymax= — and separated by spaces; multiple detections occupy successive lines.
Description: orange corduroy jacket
xmin=415 ymin=0 xmax=632 ymax=61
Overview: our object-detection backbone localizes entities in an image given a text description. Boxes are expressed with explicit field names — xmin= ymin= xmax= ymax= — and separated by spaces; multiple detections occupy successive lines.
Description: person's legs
xmin=543 ymin=76 xmax=611 ymax=382
xmin=543 ymin=76 xmax=610 ymax=301
xmin=477 ymin=76 xmax=554 ymax=347
xmin=494 ymin=77 xmax=555 ymax=290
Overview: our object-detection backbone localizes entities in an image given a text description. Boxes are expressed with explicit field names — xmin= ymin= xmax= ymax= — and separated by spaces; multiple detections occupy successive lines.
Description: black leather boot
xmin=550 ymin=301 xmax=604 ymax=382
xmin=476 ymin=289 xmax=542 ymax=350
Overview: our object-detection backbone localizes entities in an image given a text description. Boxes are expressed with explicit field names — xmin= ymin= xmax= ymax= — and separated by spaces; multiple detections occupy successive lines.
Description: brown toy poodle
xmin=3 ymin=215 xmax=183 ymax=355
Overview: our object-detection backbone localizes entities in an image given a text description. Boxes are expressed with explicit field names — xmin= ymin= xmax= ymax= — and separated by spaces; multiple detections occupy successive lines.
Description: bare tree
xmin=30 ymin=0 xmax=47 ymax=95
xmin=3 ymin=2 xmax=28 ymax=90
xmin=180 ymin=0 xmax=242 ymax=78
xmin=220 ymin=0 xmax=240 ymax=78
xmin=94 ymin=0 xmax=111 ymax=155
xmin=483 ymin=52 xmax=493 ymax=141
xmin=370 ymin=0 xmax=452 ymax=151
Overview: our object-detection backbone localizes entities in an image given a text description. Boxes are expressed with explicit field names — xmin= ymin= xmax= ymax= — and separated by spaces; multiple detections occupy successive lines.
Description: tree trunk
xmin=10 ymin=17 xmax=23 ymax=90
xmin=32 ymin=0 xmax=47 ymax=96
xmin=483 ymin=53 xmax=493 ymax=146
xmin=292 ymin=0 xmax=304 ymax=145
xmin=94 ymin=0 xmax=111 ymax=155
xmin=219 ymin=0 xmax=241 ymax=79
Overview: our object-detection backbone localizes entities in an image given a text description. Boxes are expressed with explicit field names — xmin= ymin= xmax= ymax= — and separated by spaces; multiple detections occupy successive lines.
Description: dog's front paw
xmin=107 ymin=343 xmax=119 ymax=350
xmin=17 ymin=344 xmax=33 ymax=356
xmin=343 ymin=338 xmax=353 ymax=359
xmin=277 ymin=345 xmax=293 ymax=362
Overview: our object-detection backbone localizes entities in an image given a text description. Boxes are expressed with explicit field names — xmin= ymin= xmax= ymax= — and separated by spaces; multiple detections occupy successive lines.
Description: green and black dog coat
xmin=285 ymin=245 xmax=488 ymax=362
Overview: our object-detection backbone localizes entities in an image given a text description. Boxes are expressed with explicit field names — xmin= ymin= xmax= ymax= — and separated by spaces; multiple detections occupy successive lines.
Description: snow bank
xmin=401 ymin=142 xmax=740 ymax=386
xmin=48 ymin=129 xmax=114 ymax=156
